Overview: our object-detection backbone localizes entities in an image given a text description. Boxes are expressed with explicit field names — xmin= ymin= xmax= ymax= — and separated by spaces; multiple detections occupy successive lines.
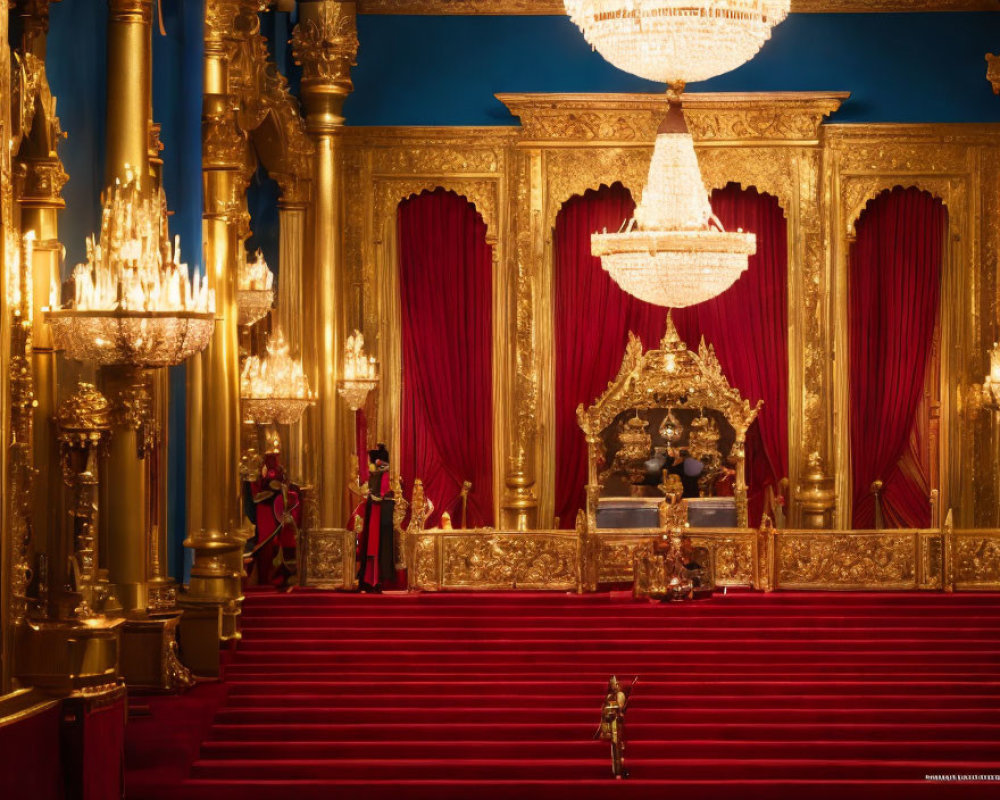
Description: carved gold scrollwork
xmin=291 ymin=4 xmax=359 ymax=90
xmin=775 ymin=532 xmax=918 ymax=589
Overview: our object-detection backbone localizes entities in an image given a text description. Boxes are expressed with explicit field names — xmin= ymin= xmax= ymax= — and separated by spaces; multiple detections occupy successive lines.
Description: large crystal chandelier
xmin=565 ymin=0 xmax=789 ymax=308
xmin=46 ymin=172 xmax=215 ymax=367
xmin=241 ymin=329 xmax=314 ymax=425
xmin=564 ymin=0 xmax=789 ymax=85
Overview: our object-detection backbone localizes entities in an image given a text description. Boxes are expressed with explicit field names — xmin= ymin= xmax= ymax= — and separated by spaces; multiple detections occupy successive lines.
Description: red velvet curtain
xmin=849 ymin=187 xmax=944 ymax=528
xmin=554 ymin=184 xmax=668 ymax=527
xmin=554 ymin=182 xmax=788 ymax=528
xmin=673 ymin=184 xmax=789 ymax=524
xmin=398 ymin=189 xmax=494 ymax=527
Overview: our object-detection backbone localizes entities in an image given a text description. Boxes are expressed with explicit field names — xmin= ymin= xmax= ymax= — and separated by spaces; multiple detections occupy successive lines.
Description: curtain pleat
xmin=398 ymin=189 xmax=494 ymax=527
xmin=849 ymin=187 xmax=944 ymax=529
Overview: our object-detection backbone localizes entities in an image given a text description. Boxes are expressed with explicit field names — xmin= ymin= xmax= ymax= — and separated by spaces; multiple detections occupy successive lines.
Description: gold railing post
xmin=292 ymin=0 xmax=358 ymax=532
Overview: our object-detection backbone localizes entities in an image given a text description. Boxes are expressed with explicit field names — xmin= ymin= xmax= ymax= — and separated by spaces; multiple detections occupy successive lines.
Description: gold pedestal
xmin=176 ymin=601 xmax=224 ymax=677
xmin=15 ymin=618 xmax=123 ymax=694
xmin=118 ymin=612 xmax=193 ymax=692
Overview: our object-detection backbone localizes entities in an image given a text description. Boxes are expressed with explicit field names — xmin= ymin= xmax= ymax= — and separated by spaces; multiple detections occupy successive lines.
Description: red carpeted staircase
xmin=171 ymin=590 xmax=1000 ymax=799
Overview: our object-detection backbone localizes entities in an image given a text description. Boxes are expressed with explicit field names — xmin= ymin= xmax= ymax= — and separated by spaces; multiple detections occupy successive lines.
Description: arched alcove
xmin=848 ymin=186 xmax=947 ymax=529
xmin=550 ymin=181 xmax=789 ymax=528
xmin=396 ymin=188 xmax=495 ymax=529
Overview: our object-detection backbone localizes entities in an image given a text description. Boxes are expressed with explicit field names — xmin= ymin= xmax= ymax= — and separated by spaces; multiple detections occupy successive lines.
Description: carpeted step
xmin=204 ymin=720 xmax=1000 ymax=743
xmin=198 ymin=738 xmax=1000 ymax=762
xmin=187 ymin=756 xmax=1000 ymax=781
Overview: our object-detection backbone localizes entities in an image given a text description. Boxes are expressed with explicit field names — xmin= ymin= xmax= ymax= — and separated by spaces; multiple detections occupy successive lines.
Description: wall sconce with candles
xmin=237 ymin=248 xmax=274 ymax=328
xmin=337 ymin=329 xmax=378 ymax=412
xmin=241 ymin=329 xmax=315 ymax=426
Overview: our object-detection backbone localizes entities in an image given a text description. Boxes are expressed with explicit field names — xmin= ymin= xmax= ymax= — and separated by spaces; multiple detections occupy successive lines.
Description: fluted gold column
xmin=275 ymin=182 xmax=309 ymax=480
xmin=183 ymin=0 xmax=248 ymax=643
xmin=292 ymin=0 xmax=358 ymax=530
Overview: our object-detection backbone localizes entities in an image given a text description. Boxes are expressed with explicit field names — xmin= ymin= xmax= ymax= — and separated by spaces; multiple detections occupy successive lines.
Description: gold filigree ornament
xmin=564 ymin=2 xmax=789 ymax=308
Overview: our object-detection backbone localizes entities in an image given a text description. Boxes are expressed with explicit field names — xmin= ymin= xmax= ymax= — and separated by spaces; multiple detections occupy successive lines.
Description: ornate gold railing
xmin=299 ymin=517 xmax=1000 ymax=593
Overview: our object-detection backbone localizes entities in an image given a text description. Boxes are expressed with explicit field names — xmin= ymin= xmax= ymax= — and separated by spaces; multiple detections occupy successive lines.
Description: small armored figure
xmin=594 ymin=675 xmax=635 ymax=779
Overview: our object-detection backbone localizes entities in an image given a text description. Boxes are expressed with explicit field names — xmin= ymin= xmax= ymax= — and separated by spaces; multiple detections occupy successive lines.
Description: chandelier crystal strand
xmin=45 ymin=171 xmax=215 ymax=367
xmin=563 ymin=0 xmax=790 ymax=84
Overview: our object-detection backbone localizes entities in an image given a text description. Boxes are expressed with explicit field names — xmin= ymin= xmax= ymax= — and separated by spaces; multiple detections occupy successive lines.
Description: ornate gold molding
xmin=357 ymin=0 xmax=997 ymax=13
xmin=498 ymin=92 xmax=847 ymax=145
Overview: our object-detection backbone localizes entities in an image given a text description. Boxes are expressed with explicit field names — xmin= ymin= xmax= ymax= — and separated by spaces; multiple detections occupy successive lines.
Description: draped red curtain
xmin=849 ymin=187 xmax=944 ymax=529
xmin=554 ymin=183 xmax=668 ymax=527
xmin=673 ymin=184 xmax=789 ymax=525
xmin=398 ymin=189 xmax=494 ymax=527
xmin=554 ymin=182 xmax=788 ymax=528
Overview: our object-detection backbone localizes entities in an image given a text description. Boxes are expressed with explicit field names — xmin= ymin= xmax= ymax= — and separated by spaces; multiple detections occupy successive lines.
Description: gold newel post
xmin=181 ymin=0 xmax=251 ymax=665
xmin=292 ymin=0 xmax=358 ymax=533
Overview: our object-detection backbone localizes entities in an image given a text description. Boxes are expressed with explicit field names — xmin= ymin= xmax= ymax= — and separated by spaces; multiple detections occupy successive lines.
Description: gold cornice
xmin=498 ymin=92 xmax=849 ymax=144
xmin=357 ymin=1 xmax=998 ymax=13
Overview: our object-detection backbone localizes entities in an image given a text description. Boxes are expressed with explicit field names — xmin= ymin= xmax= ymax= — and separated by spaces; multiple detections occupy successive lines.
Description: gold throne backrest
xmin=577 ymin=314 xmax=761 ymax=529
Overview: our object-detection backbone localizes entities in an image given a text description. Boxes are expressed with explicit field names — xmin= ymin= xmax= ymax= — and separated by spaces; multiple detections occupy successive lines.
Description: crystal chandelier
xmin=565 ymin=1 xmax=789 ymax=308
xmin=591 ymin=99 xmax=757 ymax=308
xmin=336 ymin=330 xmax=378 ymax=412
xmin=45 ymin=172 xmax=215 ymax=367
xmin=237 ymin=248 xmax=274 ymax=328
xmin=241 ymin=329 xmax=314 ymax=425
xmin=564 ymin=0 xmax=789 ymax=85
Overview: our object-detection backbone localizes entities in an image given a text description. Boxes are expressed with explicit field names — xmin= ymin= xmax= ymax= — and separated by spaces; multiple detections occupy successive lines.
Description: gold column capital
xmin=13 ymin=157 xmax=68 ymax=209
xmin=292 ymin=0 xmax=358 ymax=131
xmin=203 ymin=103 xmax=247 ymax=171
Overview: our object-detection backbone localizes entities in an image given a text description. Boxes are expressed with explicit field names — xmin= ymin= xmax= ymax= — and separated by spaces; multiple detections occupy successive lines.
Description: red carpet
xmin=131 ymin=590 xmax=1000 ymax=798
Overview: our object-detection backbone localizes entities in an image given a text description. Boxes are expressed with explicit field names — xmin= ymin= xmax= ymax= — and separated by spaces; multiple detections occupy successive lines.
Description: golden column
xmin=292 ymin=0 xmax=358 ymax=530
xmin=182 ymin=0 xmax=250 ymax=648
xmin=11 ymin=0 xmax=70 ymax=614
xmin=100 ymin=0 xmax=153 ymax=615
xmin=273 ymin=174 xmax=310 ymax=481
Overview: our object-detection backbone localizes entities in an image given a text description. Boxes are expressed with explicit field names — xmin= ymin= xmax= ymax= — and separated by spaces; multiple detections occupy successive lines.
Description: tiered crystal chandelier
xmin=336 ymin=330 xmax=379 ymax=412
xmin=45 ymin=172 xmax=215 ymax=367
xmin=237 ymin=249 xmax=275 ymax=328
xmin=241 ymin=329 xmax=315 ymax=425
xmin=565 ymin=0 xmax=789 ymax=308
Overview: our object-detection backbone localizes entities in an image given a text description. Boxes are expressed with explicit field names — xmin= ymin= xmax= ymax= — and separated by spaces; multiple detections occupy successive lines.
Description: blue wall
xmin=344 ymin=13 xmax=1000 ymax=125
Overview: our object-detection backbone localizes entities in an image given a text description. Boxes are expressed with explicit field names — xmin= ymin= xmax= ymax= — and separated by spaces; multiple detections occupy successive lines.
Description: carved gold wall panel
xmin=299 ymin=528 xmax=357 ymax=590
xmin=951 ymin=530 xmax=1000 ymax=590
xmin=774 ymin=531 xmax=919 ymax=589
xmin=408 ymin=529 xmax=581 ymax=591
xmin=340 ymin=95 xmax=1000 ymax=539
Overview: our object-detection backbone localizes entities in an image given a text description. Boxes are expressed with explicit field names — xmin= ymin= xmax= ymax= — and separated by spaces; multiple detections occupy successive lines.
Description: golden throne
xmin=576 ymin=315 xmax=761 ymax=587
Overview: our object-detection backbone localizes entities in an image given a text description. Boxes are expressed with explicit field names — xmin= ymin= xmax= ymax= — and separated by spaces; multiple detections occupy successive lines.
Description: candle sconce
xmin=337 ymin=329 xmax=378 ymax=412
